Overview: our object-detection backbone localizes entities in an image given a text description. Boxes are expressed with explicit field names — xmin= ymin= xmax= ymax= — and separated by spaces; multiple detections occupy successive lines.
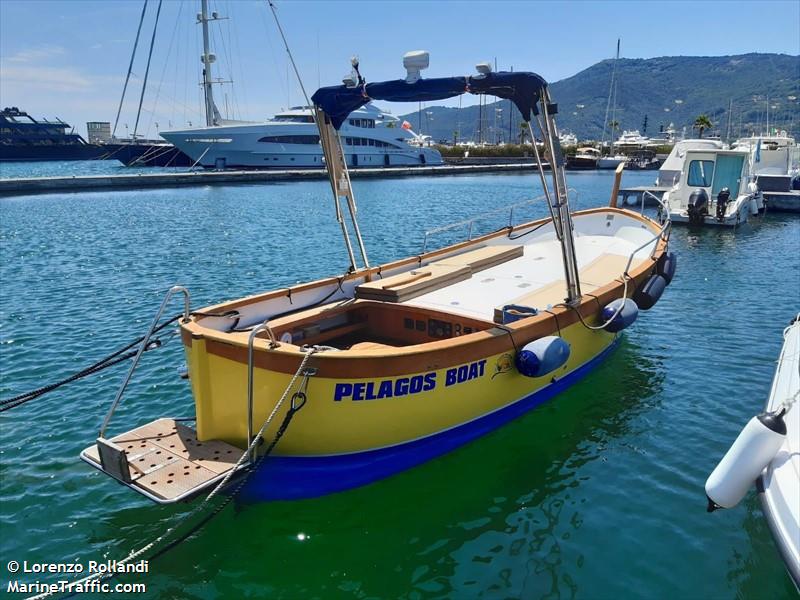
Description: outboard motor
xmin=686 ymin=188 xmax=708 ymax=224
xmin=715 ymin=187 xmax=730 ymax=221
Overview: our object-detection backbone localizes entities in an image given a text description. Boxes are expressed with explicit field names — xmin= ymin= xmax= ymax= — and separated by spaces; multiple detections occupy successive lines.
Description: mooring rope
xmin=0 ymin=315 xmax=182 ymax=413
xmin=26 ymin=348 xmax=321 ymax=600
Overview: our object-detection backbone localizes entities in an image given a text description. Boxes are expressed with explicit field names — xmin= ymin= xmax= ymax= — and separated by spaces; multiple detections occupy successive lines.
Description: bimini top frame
xmin=311 ymin=62 xmax=583 ymax=304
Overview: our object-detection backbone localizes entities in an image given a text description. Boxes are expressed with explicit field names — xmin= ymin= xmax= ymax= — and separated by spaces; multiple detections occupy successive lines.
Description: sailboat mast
xmin=601 ymin=39 xmax=620 ymax=156
xmin=199 ymin=0 xmax=217 ymax=126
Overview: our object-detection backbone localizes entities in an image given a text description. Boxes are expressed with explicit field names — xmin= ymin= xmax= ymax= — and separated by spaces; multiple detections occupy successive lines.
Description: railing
xmin=420 ymin=189 xmax=578 ymax=254
xmin=624 ymin=195 xmax=671 ymax=276
xmin=98 ymin=285 xmax=191 ymax=438
xmin=246 ymin=320 xmax=280 ymax=463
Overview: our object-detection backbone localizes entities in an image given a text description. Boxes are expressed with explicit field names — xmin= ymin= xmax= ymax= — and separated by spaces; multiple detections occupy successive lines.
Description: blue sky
xmin=1 ymin=0 xmax=798 ymax=139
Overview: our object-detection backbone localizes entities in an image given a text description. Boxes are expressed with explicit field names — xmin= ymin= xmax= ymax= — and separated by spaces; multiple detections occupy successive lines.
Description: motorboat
xmin=566 ymin=146 xmax=599 ymax=170
xmin=732 ymin=132 xmax=800 ymax=194
xmin=160 ymin=103 xmax=443 ymax=169
xmin=656 ymin=139 xmax=723 ymax=187
xmin=759 ymin=317 xmax=800 ymax=589
xmin=648 ymin=123 xmax=682 ymax=147
xmin=706 ymin=316 xmax=799 ymax=589
xmin=625 ymin=149 xmax=660 ymax=170
xmin=81 ymin=54 xmax=674 ymax=503
xmin=663 ymin=146 xmax=762 ymax=227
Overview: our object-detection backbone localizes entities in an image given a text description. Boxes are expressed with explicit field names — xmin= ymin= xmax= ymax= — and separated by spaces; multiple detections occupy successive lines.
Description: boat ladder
xmin=80 ymin=286 xmax=248 ymax=504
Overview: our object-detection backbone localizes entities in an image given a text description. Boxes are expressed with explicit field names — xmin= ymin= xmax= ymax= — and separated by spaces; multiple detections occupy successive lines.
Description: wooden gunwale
xmin=180 ymin=208 xmax=666 ymax=378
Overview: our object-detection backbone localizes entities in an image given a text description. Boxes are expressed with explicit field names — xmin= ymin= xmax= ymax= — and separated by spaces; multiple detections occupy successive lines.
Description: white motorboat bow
xmin=706 ymin=316 xmax=800 ymax=590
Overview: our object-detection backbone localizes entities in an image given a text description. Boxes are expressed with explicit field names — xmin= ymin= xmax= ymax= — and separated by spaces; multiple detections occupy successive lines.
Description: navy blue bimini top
xmin=311 ymin=71 xmax=547 ymax=130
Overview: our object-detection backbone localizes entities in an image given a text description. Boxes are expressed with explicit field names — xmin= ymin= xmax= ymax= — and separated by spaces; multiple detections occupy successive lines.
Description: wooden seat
xmin=349 ymin=341 xmax=396 ymax=350
xmin=355 ymin=264 xmax=471 ymax=303
xmin=432 ymin=245 xmax=523 ymax=272
xmin=579 ymin=253 xmax=642 ymax=288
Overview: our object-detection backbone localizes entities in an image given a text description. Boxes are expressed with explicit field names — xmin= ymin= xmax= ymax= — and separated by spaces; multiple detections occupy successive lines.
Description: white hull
xmin=597 ymin=156 xmax=626 ymax=169
xmin=668 ymin=196 xmax=754 ymax=227
xmin=760 ymin=317 xmax=800 ymax=588
xmin=161 ymin=104 xmax=443 ymax=169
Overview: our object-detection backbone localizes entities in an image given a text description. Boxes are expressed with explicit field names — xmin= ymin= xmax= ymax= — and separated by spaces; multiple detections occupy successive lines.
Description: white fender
xmin=705 ymin=412 xmax=786 ymax=511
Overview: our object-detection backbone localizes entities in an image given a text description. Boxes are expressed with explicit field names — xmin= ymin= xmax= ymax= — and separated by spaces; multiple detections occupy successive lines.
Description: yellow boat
xmin=82 ymin=56 xmax=675 ymax=503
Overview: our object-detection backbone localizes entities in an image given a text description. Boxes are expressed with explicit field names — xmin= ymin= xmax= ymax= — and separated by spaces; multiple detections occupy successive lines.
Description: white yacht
xmin=732 ymin=132 xmax=799 ymax=194
xmin=648 ymin=122 xmax=682 ymax=147
xmin=613 ymin=129 xmax=650 ymax=149
xmin=663 ymin=146 xmax=762 ymax=227
xmin=559 ymin=132 xmax=578 ymax=146
xmin=160 ymin=103 xmax=443 ymax=169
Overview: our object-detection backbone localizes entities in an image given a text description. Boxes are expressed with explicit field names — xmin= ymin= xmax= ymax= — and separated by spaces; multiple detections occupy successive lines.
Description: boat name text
xmin=333 ymin=360 xmax=487 ymax=401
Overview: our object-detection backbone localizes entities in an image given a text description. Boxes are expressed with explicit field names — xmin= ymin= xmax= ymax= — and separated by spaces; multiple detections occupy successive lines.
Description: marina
xmin=2 ymin=169 xmax=798 ymax=598
xmin=1 ymin=0 xmax=799 ymax=597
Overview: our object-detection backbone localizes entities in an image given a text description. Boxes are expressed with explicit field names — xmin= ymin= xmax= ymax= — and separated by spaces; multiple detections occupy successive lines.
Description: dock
xmin=0 ymin=163 xmax=540 ymax=197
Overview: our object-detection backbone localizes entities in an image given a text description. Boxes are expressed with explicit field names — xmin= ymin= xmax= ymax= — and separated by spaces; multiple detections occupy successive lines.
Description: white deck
xmin=761 ymin=319 xmax=800 ymax=584
xmin=406 ymin=224 xmax=652 ymax=321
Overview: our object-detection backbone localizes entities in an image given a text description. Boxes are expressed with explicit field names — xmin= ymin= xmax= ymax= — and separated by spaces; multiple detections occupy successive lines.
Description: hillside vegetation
xmin=398 ymin=53 xmax=799 ymax=143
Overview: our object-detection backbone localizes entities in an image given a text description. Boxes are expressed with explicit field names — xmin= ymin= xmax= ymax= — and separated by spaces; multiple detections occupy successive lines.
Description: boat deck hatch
xmin=80 ymin=418 xmax=246 ymax=504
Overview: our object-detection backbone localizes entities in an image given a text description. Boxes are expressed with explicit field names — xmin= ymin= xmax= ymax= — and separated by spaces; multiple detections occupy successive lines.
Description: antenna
xmin=403 ymin=51 xmax=429 ymax=84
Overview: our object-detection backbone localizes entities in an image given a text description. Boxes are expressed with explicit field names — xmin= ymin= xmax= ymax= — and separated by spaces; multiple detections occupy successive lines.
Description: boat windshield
xmin=687 ymin=160 xmax=715 ymax=187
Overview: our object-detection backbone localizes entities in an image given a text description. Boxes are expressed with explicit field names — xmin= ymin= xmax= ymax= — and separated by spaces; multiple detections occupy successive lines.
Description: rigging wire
xmin=113 ymin=0 xmax=149 ymax=139
xmin=133 ymin=0 xmax=164 ymax=139
xmin=145 ymin=0 xmax=184 ymax=137
xmin=266 ymin=0 xmax=312 ymax=108
xmin=257 ymin=6 xmax=288 ymax=110
xmin=229 ymin=0 xmax=250 ymax=120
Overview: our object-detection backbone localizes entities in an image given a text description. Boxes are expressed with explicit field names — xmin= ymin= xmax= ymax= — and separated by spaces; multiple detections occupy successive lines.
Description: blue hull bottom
xmin=240 ymin=338 xmax=619 ymax=501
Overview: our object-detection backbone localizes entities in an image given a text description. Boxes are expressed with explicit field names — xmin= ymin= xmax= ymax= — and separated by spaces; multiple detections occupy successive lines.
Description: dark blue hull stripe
xmin=240 ymin=338 xmax=619 ymax=501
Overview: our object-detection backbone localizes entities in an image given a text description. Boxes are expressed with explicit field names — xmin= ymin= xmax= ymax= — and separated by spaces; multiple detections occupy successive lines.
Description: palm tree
xmin=519 ymin=122 xmax=529 ymax=144
xmin=694 ymin=114 xmax=713 ymax=138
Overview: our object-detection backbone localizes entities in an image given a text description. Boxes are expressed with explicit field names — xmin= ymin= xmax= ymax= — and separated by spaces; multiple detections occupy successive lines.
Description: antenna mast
xmin=199 ymin=0 xmax=221 ymax=126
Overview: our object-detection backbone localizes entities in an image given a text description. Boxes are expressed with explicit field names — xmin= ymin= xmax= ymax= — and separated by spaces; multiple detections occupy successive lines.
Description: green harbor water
xmin=1 ymin=164 xmax=798 ymax=598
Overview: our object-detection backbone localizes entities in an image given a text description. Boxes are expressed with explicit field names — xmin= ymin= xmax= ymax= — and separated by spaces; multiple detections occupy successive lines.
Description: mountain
xmin=397 ymin=53 xmax=799 ymax=143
